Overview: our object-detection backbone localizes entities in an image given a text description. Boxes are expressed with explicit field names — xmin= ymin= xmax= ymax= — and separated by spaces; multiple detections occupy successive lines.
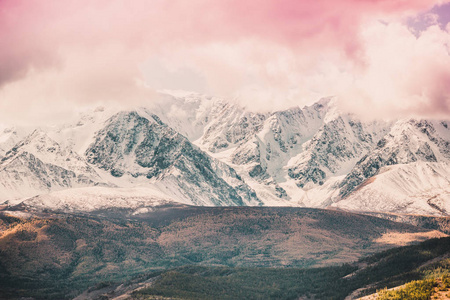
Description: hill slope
xmin=75 ymin=236 xmax=450 ymax=300
xmin=0 ymin=206 xmax=444 ymax=299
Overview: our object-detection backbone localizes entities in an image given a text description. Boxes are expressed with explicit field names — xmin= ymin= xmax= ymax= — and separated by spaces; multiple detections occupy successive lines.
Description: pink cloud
xmin=0 ymin=0 xmax=442 ymax=86
xmin=0 ymin=0 xmax=449 ymax=123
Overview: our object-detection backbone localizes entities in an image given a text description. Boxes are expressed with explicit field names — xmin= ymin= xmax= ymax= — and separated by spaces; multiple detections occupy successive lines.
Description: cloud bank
xmin=0 ymin=0 xmax=449 ymax=124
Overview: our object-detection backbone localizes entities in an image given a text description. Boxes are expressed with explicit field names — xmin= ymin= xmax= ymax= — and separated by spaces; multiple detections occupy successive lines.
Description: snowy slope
xmin=20 ymin=186 xmax=181 ymax=213
xmin=332 ymin=162 xmax=450 ymax=215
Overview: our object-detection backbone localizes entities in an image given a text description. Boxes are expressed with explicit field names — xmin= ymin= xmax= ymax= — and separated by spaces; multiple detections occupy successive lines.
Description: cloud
xmin=0 ymin=0 xmax=449 ymax=124
xmin=338 ymin=22 xmax=450 ymax=119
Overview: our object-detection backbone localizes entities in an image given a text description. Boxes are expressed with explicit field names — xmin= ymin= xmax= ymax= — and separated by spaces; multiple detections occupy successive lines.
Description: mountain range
xmin=1 ymin=91 xmax=449 ymax=216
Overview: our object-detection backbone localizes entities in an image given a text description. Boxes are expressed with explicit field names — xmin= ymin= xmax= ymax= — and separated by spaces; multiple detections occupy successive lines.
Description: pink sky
xmin=1 ymin=0 xmax=450 ymax=124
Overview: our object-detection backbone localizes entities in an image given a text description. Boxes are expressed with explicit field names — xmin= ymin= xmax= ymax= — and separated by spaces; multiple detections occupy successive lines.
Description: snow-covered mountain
xmin=1 ymin=91 xmax=449 ymax=216
xmin=85 ymin=110 xmax=260 ymax=206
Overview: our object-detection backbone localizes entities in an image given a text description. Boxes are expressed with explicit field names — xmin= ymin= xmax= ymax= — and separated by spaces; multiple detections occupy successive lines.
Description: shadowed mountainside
xmin=73 ymin=236 xmax=450 ymax=300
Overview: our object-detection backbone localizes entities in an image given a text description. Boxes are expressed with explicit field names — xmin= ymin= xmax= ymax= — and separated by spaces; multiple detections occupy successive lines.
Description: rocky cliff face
xmin=287 ymin=115 xmax=389 ymax=188
xmin=85 ymin=111 xmax=260 ymax=206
